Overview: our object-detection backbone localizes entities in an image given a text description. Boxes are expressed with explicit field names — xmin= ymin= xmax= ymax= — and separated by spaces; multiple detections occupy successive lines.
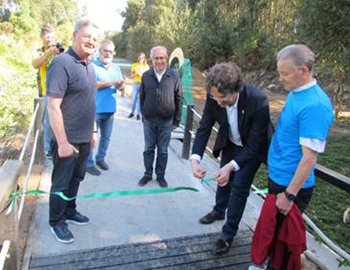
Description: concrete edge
xmin=21 ymin=163 xmax=51 ymax=270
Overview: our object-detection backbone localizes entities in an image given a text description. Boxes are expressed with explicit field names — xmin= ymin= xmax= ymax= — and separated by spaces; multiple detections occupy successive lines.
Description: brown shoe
xmin=212 ymin=238 xmax=233 ymax=255
xmin=199 ymin=211 xmax=225 ymax=224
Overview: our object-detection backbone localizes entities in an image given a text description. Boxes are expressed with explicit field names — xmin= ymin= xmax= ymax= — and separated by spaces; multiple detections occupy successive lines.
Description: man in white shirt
xmin=191 ymin=62 xmax=271 ymax=255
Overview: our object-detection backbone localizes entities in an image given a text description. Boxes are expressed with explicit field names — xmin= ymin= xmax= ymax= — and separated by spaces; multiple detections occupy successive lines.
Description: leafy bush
xmin=0 ymin=73 xmax=36 ymax=138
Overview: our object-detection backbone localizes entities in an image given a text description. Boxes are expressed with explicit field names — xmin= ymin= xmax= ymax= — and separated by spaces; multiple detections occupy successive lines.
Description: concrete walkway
xmin=25 ymin=93 xmax=251 ymax=261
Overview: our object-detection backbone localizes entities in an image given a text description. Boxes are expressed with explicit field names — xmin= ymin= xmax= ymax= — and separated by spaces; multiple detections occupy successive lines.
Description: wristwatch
xmin=284 ymin=190 xmax=296 ymax=202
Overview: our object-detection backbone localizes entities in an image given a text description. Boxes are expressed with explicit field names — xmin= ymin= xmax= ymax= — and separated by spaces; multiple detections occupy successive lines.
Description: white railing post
xmin=33 ymin=98 xmax=45 ymax=164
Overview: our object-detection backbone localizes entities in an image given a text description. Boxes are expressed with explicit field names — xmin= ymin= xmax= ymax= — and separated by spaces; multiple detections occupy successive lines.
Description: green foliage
xmin=116 ymin=0 xmax=194 ymax=62
xmin=297 ymin=0 xmax=350 ymax=119
xmin=0 ymin=0 xmax=78 ymax=140
xmin=116 ymin=0 xmax=302 ymax=70
xmin=116 ymin=0 xmax=349 ymax=115
xmin=9 ymin=1 xmax=39 ymax=42
xmin=0 ymin=73 xmax=36 ymax=138
xmin=2 ymin=0 xmax=78 ymax=46
xmin=56 ymin=19 xmax=75 ymax=48
xmin=0 ymin=21 xmax=14 ymax=34
xmin=0 ymin=38 xmax=37 ymax=138
xmin=306 ymin=179 xmax=350 ymax=254
xmin=121 ymin=0 xmax=146 ymax=31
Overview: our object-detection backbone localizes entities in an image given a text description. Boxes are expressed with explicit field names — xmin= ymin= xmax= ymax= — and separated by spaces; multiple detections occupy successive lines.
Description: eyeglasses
xmin=153 ymin=56 xmax=167 ymax=61
xmin=209 ymin=94 xmax=228 ymax=101
xmin=102 ymin=49 xmax=114 ymax=55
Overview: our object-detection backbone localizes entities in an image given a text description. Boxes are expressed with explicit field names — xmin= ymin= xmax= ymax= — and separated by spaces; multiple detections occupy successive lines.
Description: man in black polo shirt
xmin=46 ymin=19 xmax=99 ymax=244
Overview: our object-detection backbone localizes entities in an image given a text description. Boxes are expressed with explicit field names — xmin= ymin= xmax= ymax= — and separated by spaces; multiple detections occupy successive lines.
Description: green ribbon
xmin=11 ymin=186 xmax=199 ymax=202
xmin=253 ymin=188 xmax=268 ymax=195
xmin=201 ymin=177 xmax=215 ymax=184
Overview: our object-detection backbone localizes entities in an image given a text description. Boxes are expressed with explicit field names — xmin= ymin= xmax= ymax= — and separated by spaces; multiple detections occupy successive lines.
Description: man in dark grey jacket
xmin=191 ymin=62 xmax=270 ymax=255
xmin=138 ymin=46 xmax=183 ymax=188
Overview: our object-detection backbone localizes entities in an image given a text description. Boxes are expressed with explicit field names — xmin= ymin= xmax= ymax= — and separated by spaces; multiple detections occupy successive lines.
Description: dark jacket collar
xmin=150 ymin=66 xmax=171 ymax=78
xmin=67 ymin=47 xmax=91 ymax=64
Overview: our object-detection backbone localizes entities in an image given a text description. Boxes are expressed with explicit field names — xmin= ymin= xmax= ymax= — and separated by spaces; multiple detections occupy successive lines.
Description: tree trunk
xmin=333 ymin=84 xmax=345 ymax=121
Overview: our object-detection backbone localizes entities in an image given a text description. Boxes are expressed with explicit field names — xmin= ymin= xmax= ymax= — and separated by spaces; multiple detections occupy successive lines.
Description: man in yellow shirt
xmin=32 ymin=25 xmax=61 ymax=158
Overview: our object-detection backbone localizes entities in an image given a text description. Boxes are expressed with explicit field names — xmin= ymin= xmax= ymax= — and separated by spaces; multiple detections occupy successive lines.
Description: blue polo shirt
xmin=93 ymin=60 xmax=123 ymax=113
xmin=268 ymin=83 xmax=334 ymax=188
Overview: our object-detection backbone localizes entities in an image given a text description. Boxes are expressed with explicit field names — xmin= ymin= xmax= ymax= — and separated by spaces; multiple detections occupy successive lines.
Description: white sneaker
xmin=248 ymin=265 xmax=266 ymax=270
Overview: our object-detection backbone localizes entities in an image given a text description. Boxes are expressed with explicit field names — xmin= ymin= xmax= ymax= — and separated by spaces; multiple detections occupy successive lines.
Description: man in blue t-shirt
xmin=86 ymin=39 xmax=124 ymax=176
xmin=264 ymin=44 xmax=333 ymax=268
xmin=268 ymin=44 xmax=333 ymax=213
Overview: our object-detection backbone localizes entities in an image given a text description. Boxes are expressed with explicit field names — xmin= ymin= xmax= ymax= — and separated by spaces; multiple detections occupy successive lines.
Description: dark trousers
xmin=49 ymin=141 xmax=90 ymax=226
xmin=142 ymin=119 xmax=172 ymax=179
xmin=213 ymin=141 xmax=261 ymax=239
xmin=267 ymin=179 xmax=313 ymax=270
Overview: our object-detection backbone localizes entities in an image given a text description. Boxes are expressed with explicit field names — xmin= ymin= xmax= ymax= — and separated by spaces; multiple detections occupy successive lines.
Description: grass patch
xmin=253 ymin=137 xmax=350 ymax=254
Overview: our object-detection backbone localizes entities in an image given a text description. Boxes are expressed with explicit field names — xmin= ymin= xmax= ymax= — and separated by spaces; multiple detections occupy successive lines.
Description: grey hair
xmin=206 ymin=62 xmax=243 ymax=95
xmin=99 ymin=38 xmax=115 ymax=52
xmin=277 ymin=44 xmax=315 ymax=73
xmin=74 ymin=18 xmax=99 ymax=33
xmin=150 ymin=46 xmax=168 ymax=58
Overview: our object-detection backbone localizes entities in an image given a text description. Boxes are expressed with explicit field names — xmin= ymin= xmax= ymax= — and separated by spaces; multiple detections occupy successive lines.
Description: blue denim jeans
xmin=143 ymin=119 xmax=172 ymax=178
xmin=131 ymin=83 xmax=141 ymax=115
xmin=49 ymin=141 xmax=90 ymax=226
xmin=86 ymin=113 xmax=114 ymax=168
xmin=43 ymin=96 xmax=53 ymax=154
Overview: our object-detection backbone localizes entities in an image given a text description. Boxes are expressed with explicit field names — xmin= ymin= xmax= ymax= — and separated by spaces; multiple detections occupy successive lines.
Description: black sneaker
xmin=157 ymin=178 xmax=168 ymax=188
xmin=50 ymin=221 xmax=74 ymax=244
xmin=86 ymin=165 xmax=101 ymax=176
xmin=136 ymin=114 xmax=140 ymax=120
xmin=96 ymin=159 xmax=109 ymax=170
xmin=127 ymin=113 xmax=134 ymax=118
xmin=138 ymin=176 xmax=152 ymax=187
xmin=212 ymin=238 xmax=233 ymax=255
xmin=66 ymin=212 xmax=91 ymax=226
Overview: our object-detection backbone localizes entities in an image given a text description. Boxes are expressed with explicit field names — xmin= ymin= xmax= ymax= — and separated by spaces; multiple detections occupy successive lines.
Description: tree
xmin=298 ymin=0 xmax=350 ymax=120
xmin=121 ymin=0 xmax=145 ymax=31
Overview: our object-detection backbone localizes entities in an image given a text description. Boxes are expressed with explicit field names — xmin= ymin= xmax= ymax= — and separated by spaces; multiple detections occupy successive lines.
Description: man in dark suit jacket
xmin=191 ymin=62 xmax=270 ymax=255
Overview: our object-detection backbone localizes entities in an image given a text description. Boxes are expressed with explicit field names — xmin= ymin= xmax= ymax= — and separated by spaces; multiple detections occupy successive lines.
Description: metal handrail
xmin=190 ymin=107 xmax=218 ymax=132
xmin=19 ymin=103 xmax=39 ymax=161
xmin=0 ymin=241 xmax=10 ymax=270
xmin=18 ymin=129 xmax=39 ymax=221
xmin=187 ymin=106 xmax=350 ymax=262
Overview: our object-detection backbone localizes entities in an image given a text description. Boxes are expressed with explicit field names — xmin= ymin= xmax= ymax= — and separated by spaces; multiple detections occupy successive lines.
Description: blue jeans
xmin=43 ymin=96 xmax=53 ymax=153
xmin=49 ymin=141 xmax=90 ymax=226
xmin=131 ymin=83 xmax=141 ymax=115
xmin=143 ymin=119 xmax=172 ymax=178
xmin=87 ymin=113 xmax=114 ymax=168
xmin=213 ymin=141 xmax=261 ymax=239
